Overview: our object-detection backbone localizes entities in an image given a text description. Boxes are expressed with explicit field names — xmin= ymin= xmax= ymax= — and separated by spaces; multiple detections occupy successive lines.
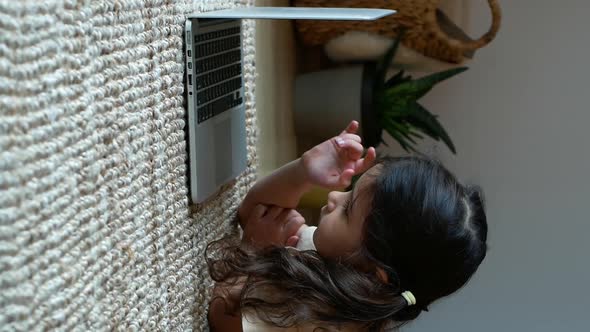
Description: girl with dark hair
xmin=207 ymin=121 xmax=488 ymax=331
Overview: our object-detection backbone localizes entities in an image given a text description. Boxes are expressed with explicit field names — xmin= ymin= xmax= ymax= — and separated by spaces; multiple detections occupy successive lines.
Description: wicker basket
xmin=294 ymin=0 xmax=501 ymax=64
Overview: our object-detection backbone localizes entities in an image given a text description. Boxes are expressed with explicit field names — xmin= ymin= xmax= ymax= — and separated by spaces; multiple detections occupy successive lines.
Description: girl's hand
xmin=301 ymin=120 xmax=376 ymax=189
xmin=242 ymin=205 xmax=305 ymax=249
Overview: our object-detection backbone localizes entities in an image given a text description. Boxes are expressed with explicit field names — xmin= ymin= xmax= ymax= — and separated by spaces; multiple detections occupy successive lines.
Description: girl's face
xmin=314 ymin=167 xmax=377 ymax=260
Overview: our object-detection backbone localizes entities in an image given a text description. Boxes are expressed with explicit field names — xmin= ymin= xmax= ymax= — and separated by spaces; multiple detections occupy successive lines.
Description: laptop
xmin=185 ymin=7 xmax=395 ymax=204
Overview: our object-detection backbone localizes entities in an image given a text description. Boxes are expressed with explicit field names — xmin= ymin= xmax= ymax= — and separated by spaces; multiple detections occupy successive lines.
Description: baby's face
xmin=313 ymin=166 xmax=378 ymax=260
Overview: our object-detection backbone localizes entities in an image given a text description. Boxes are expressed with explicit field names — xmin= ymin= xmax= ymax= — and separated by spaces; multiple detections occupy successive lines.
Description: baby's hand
xmin=302 ymin=120 xmax=376 ymax=189
xmin=242 ymin=205 xmax=305 ymax=249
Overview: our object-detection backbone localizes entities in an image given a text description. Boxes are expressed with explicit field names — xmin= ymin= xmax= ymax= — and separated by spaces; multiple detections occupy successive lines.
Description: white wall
xmin=384 ymin=1 xmax=590 ymax=331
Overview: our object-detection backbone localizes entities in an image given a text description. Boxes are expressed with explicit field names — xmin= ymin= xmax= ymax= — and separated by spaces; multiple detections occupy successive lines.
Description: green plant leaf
xmin=416 ymin=103 xmax=456 ymax=153
xmin=374 ymin=30 xmax=406 ymax=92
xmin=386 ymin=67 xmax=468 ymax=102
xmin=396 ymin=128 xmax=418 ymax=145
xmin=387 ymin=129 xmax=412 ymax=152
xmin=381 ymin=117 xmax=409 ymax=151
xmin=404 ymin=116 xmax=444 ymax=147
xmin=410 ymin=103 xmax=457 ymax=153
xmin=403 ymin=105 xmax=442 ymax=139
xmin=408 ymin=130 xmax=425 ymax=140
xmin=372 ymin=32 xmax=462 ymax=154
xmin=378 ymin=92 xmax=413 ymax=116
xmin=382 ymin=117 xmax=424 ymax=152
xmin=384 ymin=70 xmax=412 ymax=89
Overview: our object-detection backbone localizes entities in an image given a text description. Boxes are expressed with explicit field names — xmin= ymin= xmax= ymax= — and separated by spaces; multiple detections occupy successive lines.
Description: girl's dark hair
xmin=207 ymin=156 xmax=488 ymax=331
xmin=363 ymin=156 xmax=488 ymax=322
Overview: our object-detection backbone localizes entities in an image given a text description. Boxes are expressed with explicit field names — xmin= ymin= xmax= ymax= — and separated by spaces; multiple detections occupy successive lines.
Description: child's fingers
xmin=276 ymin=208 xmax=291 ymax=224
xmin=286 ymin=236 xmax=299 ymax=247
xmin=340 ymin=120 xmax=359 ymax=135
xmin=265 ymin=206 xmax=283 ymax=219
xmin=339 ymin=169 xmax=355 ymax=187
xmin=367 ymin=147 xmax=377 ymax=162
xmin=340 ymin=133 xmax=361 ymax=143
xmin=341 ymin=140 xmax=364 ymax=160
xmin=336 ymin=136 xmax=362 ymax=149
xmin=252 ymin=204 xmax=268 ymax=219
xmin=334 ymin=135 xmax=361 ymax=152
xmin=354 ymin=147 xmax=377 ymax=173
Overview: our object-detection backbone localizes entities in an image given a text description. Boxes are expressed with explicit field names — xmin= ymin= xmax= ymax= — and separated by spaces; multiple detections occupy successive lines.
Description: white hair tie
xmin=401 ymin=291 xmax=417 ymax=306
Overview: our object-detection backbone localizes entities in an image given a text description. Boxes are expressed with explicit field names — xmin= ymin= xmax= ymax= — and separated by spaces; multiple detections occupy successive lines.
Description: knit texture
xmin=0 ymin=0 xmax=257 ymax=330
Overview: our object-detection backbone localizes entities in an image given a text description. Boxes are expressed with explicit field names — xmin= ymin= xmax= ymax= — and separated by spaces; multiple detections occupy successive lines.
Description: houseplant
xmin=294 ymin=32 xmax=467 ymax=154
xmin=370 ymin=33 xmax=467 ymax=153
xmin=295 ymin=33 xmax=468 ymax=210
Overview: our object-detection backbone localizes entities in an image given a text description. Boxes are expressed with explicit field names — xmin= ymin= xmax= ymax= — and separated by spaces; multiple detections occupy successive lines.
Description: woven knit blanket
xmin=0 ymin=0 xmax=257 ymax=330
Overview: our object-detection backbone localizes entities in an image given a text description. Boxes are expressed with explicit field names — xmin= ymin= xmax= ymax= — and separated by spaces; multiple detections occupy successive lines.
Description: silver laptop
xmin=185 ymin=7 xmax=395 ymax=203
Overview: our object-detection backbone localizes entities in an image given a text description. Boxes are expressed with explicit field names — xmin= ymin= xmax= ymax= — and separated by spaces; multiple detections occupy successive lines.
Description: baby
xmin=208 ymin=120 xmax=488 ymax=331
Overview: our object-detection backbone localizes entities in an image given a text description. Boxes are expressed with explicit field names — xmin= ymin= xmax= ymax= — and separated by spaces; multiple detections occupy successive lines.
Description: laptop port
xmin=188 ymin=74 xmax=192 ymax=84
xmin=187 ymin=50 xmax=191 ymax=57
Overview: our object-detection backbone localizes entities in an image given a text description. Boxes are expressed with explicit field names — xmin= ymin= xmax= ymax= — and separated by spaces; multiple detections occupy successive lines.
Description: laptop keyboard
xmin=193 ymin=26 xmax=243 ymax=124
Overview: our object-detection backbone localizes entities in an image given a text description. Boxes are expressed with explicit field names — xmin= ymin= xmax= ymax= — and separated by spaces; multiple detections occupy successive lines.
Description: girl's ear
xmin=376 ymin=267 xmax=389 ymax=283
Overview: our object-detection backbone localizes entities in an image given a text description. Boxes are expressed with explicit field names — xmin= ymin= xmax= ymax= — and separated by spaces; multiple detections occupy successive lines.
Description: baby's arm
xmin=237 ymin=159 xmax=311 ymax=227
xmin=238 ymin=121 xmax=375 ymax=226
